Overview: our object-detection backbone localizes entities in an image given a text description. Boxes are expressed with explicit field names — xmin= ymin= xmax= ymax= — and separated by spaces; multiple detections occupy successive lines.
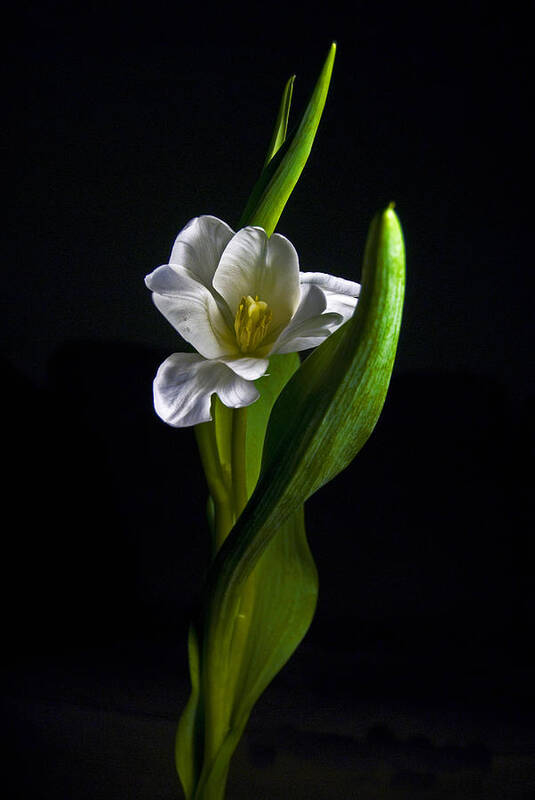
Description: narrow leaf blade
xmin=263 ymin=74 xmax=295 ymax=167
xmin=175 ymin=624 xmax=202 ymax=799
xmin=239 ymin=42 xmax=336 ymax=236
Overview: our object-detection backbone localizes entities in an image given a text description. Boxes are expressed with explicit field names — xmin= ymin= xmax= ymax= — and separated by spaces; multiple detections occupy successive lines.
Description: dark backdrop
xmin=2 ymin=2 xmax=533 ymax=798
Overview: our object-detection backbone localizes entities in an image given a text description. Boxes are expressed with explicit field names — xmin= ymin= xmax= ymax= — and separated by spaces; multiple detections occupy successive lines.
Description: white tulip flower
xmin=145 ymin=215 xmax=360 ymax=427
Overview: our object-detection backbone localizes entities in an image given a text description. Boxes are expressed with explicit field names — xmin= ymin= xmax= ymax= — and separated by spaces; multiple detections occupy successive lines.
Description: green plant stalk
xmin=192 ymin=403 xmax=254 ymax=783
xmin=230 ymin=407 xmax=249 ymax=518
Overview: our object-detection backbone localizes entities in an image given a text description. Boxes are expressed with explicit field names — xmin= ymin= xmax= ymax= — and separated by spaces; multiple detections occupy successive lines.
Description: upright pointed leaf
xmin=238 ymin=42 xmax=336 ymax=236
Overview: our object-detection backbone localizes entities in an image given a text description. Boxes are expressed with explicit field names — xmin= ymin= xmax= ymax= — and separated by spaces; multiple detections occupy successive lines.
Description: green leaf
xmin=202 ymin=204 xmax=405 ymax=733
xmin=262 ymin=205 xmax=405 ymax=496
xmin=193 ymin=508 xmax=317 ymax=800
xmin=229 ymin=506 xmax=317 ymax=721
xmin=263 ymin=74 xmax=295 ymax=168
xmin=175 ymin=624 xmax=202 ymax=798
xmin=238 ymin=42 xmax=336 ymax=236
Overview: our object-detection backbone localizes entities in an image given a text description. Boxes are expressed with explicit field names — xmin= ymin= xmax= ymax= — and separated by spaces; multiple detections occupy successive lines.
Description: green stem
xmin=213 ymin=399 xmax=233 ymax=496
xmin=199 ymin=405 xmax=253 ymax=780
xmin=194 ymin=422 xmax=227 ymax=506
xmin=195 ymin=400 xmax=236 ymax=553
xmin=195 ymin=404 xmax=257 ymax=797
xmin=227 ymin=404 xmax=256 ymax=711
xmin=230 ymin=407 xmax=249 ymax=517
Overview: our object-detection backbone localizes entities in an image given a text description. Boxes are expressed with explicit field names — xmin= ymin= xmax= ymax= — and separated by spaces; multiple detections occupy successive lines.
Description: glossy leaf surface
xmin=201 ymin=205 xmax=405 ymax=754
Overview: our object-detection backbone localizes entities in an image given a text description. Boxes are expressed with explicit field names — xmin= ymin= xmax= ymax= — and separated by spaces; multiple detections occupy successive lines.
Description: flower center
xmin=234 ymin=295 xmax=273 ymax=354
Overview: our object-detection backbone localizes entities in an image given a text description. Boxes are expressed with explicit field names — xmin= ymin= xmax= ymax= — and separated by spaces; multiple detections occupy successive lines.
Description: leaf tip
xmin=383 ymin=201 xmax=401 ymax=229
xmin=329 ymin=41 xmax=337 ymax=61
xmin=319 ymin=41 xmax=336 ymax=72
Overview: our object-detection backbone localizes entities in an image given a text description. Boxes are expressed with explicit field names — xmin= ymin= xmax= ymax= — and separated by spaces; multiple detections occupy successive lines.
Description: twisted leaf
xmin=201 ymin=206 xmax=405 ymax=778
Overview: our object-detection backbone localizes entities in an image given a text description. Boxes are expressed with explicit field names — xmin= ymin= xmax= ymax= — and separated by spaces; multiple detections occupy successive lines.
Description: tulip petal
xmin=146 ymin=266 xmax=234 ymax=359
xmin=271 ymin=283 xmax=342 ymax=354
xmin=169 ymin=215 xmax=235 ymax=289
xmin=273 ymin=314 xmax=342 ymax=354
xmin=213 ymin=227 xmax=300 ymax=332
xmin=321 ymin=290 xmax=359 ymax=322
xmin=153 ymin=353 xmax=259 ymax=428
xmin=218 ymin=356 xmax=270 ymax=381
xmin=300 ymin=272 xmax=361 ymax=323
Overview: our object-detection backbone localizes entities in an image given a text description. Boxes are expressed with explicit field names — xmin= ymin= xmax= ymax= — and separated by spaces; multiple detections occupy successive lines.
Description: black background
xmin=2 ymin=2 xmax=533 ymax=798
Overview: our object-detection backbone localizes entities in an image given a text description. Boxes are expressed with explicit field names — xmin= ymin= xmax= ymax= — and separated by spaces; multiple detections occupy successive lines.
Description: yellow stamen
xmin=234 ymin=294 xmax=272 ymax=354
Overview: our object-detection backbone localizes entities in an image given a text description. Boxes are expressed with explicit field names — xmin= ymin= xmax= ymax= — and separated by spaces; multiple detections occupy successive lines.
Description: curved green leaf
xmin=230 ymin=506 xmax=317 ymax=721
xmin=193 ymin=508 xmax=317 ymax=800
xmin=263 ymin=206 xmax=405 ymax=495
xmin=202 ymin=204 xmax=405 ymax=731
